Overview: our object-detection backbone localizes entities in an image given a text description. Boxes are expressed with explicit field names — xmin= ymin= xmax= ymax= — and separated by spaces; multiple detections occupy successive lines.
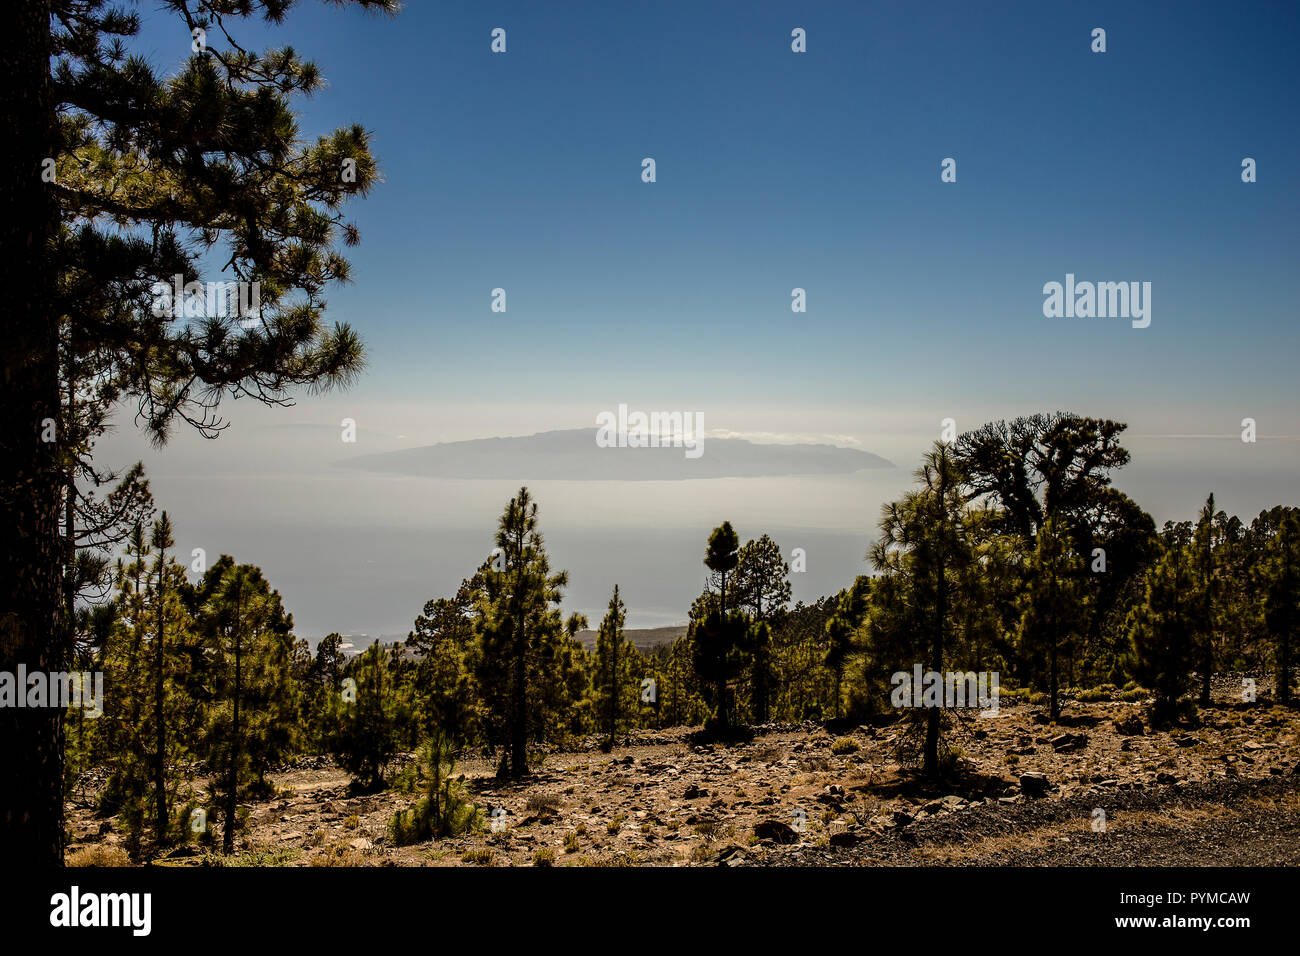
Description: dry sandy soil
xmin=66 ymin=681 xmax=1300 ymax=867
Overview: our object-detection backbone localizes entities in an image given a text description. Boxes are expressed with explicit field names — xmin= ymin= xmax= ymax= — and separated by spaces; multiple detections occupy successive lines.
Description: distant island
xmin=335 ymin=428 xmax=894 ymax=481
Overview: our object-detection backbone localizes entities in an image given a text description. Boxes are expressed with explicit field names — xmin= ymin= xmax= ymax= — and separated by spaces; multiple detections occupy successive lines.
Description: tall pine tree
xmin=1 ymin=0 xmax=394 ymax=864
xmin=593 ymin=585 xmax=635 ymax=751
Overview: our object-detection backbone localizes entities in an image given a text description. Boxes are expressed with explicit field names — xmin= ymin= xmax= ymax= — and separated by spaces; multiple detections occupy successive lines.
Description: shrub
xmin=390 ymin=735 xmax=480 ymax=846
xmin=526 ymin=792 xmax=561 ymax=815
xmin=693 ymin=819 xmax=720 ymax=843
xmin=1074 ymin=686 xmax=1114 ymax=702
xmin=66 ymin=844 xmax=131 ymax=867
xmin=831 ymin=737 xmax=860 ymax=755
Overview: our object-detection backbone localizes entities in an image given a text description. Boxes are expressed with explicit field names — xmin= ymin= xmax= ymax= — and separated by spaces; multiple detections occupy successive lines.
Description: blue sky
xmin=106 ymin=1 xmax=1300 ymax=635
xmin=126 ymin=0 xmax=1300 ymax=413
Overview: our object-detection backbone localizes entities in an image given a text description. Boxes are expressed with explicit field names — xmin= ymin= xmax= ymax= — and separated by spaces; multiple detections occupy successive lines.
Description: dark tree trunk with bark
xmin=153 ymin=567 xmax=167 ymax=846
xmin=1200 ymin=537 xmax=1213 ymax=707
xmin=925 ymin=539 xmax=947 ymax=778
xmin=224 ymin=597 xmax=242 ymax=854
xmin=0 ymin=1 xmax=64 ymax=866
xmin=1282 ymin=546 xmax=1294 ymax=706
xmin=606 ymin=636 xmax=618 ymax=751
xmin=510 ymin=617 xmax=527 ymax=777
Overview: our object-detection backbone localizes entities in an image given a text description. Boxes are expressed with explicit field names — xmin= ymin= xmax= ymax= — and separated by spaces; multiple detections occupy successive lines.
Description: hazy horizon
xmin=95 ymin=401 xmax=1298 ymax=639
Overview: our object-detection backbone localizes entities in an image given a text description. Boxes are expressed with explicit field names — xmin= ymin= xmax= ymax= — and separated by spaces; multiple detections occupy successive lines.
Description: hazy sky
xmin=98 ymin=1 xmax=1299 ymax=637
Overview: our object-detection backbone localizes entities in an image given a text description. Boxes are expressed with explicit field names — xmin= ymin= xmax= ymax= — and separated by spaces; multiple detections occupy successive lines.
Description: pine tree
xmin=92 ymin=516 xmax=192 ymax=856
xmin=313 ymin=633 xmax=348 ymax=693
xmin=870 ymin=443 xmax=982 ymax=777
xmin=473 ymin=488 xmax=583 ymax=777
xmin=825 ymin=577 xmax=869 ymax=719
xmin=1129 ymin=546 xmax=1199 ymax=726
xmin=691 ymin=522 xmax=752 ymax=732
xmin=1017 ymin=518 xmax=1086 ymax=720
xmin=327 ymin=643 xmax=398 ymax=794
xmin=407 ymin=574 xmax=482 ymax=749
xmin=1192 ymin=494 xmax=1219 ymax=706
xmin=747 ymin=621 xmax=773 ymax=725
xmin=733 ymin=535 xmax=791 ymax=723
xmin=148 ymin=513 xmax=188 ymax=847
xmin=955 ymin=413 xmax=1156 ymax=690
xmin=705 ymin=522 xmax=741 ymax=613
xmin=1 ymin=0 xmax=395 ymax=864
xmin=733 ymin=535 xmax=792 ymax=622
xmin=98 ymin=522 xmax=154 ymax=857
xmin=955 ymin=413 xmax=1132 ymax=540
xmin=1262 ymin=512 xmax=1300 ymax=704
xmin=390 ymin=732 xmax=480 ymax=845
xmin=194 ymin=559 xmax=298 ymax=850
xmin=593 ymin=585 xmax=634 ymax=750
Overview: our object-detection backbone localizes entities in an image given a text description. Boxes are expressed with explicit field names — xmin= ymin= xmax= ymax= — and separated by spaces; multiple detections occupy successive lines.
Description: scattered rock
xmin=710 ymin=845 xmax=746 ymax=864
xmin=1019 ymin=771 xmax=1050 ymax=798
xmin=1051 ymin=732 xmax=1088 ymax=753
xmin=753 ymin=820 xmax=798 ymax=844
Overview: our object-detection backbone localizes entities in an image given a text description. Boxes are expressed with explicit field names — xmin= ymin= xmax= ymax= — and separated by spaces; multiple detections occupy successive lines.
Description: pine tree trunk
xmin=224 ymin=591 xmax=242 ymax=854
xmin=1049 ymin=641 xmax=1059 ymax=721
xmin=607 ymin=638 xmax=617 ymax=750
xmin=925 ymin=555 xmax=946 ymax=778
xmin=1200 ymin=543 xmax=1213 ymax=707
xmin=154 ymin=564 xmax=168 ymax=845
xmin=1282 ymin=547 xmax=1294 ymax=705
xmin=0 ymin=0 xmax=64 ymax=866
xmin=510 ymin=617 xmax=527 ymax=777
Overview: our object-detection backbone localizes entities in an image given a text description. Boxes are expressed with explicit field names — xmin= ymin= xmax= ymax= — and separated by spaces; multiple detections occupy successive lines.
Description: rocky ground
xmin=66 ymin=680 xmax=1300 ymax=867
